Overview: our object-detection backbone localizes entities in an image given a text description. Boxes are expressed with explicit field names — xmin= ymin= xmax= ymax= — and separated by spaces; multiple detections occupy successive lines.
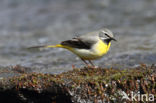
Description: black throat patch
xmin=103 ymin=39 xmax=111 ymax=45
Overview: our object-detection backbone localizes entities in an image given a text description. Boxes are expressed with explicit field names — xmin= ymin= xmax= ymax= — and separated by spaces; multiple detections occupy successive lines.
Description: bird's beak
xmin=111 ymin=37 xmax=117 ymax=41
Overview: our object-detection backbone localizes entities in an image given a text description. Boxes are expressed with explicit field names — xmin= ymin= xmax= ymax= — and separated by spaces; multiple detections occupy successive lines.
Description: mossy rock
xmin=0 ymin=64 xmax=155 ymax=103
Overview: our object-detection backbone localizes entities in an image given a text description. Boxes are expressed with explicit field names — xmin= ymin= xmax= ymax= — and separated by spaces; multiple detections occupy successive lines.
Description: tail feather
xmin=45 ymin=44 xmax=63 ymax=48
xmin=28 ymin=44 xmax=63 ymax=49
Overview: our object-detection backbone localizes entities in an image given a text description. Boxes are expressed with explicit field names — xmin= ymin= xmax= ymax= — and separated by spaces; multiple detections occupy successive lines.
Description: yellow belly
xmin=66 ymin=40 xmax=111 ymax=60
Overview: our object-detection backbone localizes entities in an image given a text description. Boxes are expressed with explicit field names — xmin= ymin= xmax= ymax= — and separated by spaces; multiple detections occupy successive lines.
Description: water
xmin=0 ymin=0 xmax=156 ymax=73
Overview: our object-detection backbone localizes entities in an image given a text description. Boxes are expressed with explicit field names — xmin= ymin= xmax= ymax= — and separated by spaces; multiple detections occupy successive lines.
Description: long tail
xmin=44 ymin=44 xmax=63 ymax=48
xmin=28 ymin=44 xmax=64 ymax=49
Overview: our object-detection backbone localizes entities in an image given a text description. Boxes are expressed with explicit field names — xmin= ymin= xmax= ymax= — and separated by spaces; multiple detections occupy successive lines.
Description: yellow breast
xmin=93 ymin=39 xmax=111 ymax=57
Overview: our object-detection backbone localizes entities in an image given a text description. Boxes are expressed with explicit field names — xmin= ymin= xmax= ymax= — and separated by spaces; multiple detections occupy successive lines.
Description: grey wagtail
xmin=30 ymin=28 xmax=116 ymax=67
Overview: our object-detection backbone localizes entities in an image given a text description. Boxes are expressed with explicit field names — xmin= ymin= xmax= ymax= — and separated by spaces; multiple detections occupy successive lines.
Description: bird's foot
xmin=72 ymin=64 xmax=76 ymax=69
xmin=85 ymin=65 xmax=98 ymax=69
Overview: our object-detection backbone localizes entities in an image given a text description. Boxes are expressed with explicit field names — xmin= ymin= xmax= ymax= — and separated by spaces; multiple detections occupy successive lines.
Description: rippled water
xmin=0 ymin=0 xmax=156 ymax=73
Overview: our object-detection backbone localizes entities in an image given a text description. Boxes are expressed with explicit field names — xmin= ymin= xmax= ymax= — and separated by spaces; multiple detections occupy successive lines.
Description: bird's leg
xmin=81 ymin=58 xmax=90 ymax=67
xmin=72 ymin=64 xmax=76 ymax=69
xmin=88 ymin=60 xmax=95 ymax=67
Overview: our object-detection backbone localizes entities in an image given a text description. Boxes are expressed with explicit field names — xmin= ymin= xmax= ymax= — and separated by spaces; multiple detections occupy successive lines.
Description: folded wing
xmin=61 ymin=38 xmax=92 ymax=49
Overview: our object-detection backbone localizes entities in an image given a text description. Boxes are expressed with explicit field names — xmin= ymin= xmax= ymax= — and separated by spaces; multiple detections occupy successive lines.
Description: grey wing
xmin=61 ymin=31 xmax=99 ymax=49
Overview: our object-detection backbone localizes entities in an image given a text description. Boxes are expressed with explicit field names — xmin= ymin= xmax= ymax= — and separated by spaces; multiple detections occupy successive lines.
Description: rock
xmin=0 ymin=64 xmax=155 ymax=103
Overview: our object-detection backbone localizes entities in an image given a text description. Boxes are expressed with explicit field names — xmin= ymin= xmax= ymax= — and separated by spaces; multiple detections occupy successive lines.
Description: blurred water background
xmin=0 ymin=0 xmax=156 ymax=74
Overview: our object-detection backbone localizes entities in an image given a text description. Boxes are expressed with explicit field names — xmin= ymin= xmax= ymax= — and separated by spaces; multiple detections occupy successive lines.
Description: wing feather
xmin=61 ymin=31 xmax=99 ymax=49
xmin=61 ymin=38 xmax=92 ymax=49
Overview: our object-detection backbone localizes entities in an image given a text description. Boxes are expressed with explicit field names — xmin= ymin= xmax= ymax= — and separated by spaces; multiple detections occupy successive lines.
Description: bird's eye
xmin=103 ymin=33 xmax=108 ymax=36
xmin=99 ymin=31 xmax=110 ymax=38
xmin=104 ymin=33 xmax=111 ymax=38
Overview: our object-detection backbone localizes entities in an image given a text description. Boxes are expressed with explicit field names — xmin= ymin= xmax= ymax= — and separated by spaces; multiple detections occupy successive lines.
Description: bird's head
xmin=98 ymin=28 xmax=117 ymax=44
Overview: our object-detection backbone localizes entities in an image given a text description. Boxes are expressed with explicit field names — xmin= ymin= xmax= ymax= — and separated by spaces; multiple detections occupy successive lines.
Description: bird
xmin=29 ymin=28 xmax=116 ymax=67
